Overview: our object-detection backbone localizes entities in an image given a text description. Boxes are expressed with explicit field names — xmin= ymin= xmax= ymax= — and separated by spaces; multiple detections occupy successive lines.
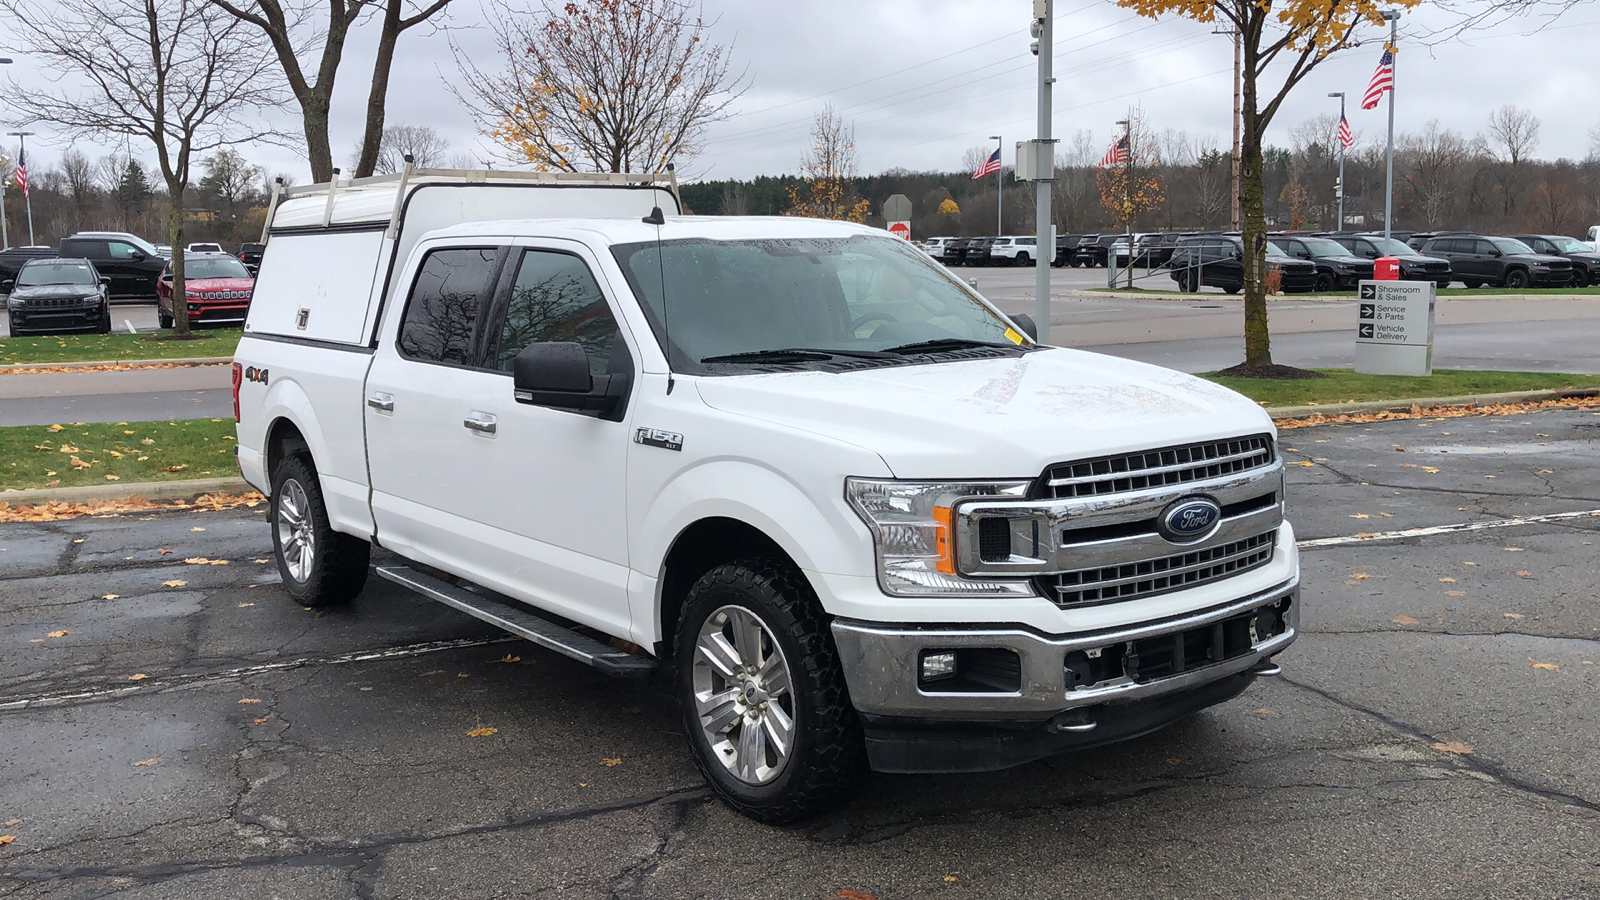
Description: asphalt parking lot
xmin=3 ymin=407 xmax=1599 ymax=898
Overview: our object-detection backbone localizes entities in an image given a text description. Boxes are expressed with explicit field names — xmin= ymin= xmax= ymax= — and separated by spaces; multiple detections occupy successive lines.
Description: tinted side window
xmin=62 ymin=239 xmax=106 ymax=259
xmin=398 ymin=248 xmax=499 ymax=365
xmin=107 ymin=241 xmax=142 ymax=260
xmin=495 ymin=250 xmax=624 ymax=377
xmin=1475 ymin=240 xmax=1497 ymax=255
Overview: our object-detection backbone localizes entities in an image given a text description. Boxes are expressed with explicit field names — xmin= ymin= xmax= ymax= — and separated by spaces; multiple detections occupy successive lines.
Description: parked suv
xmin=1323 ymin=234 xmax=1453 ymax=287
xmin=1268 ymin=234 xmax=1374 ymax=291
xmin=1417 ymin=234 xmax=1572 ymax=289
xmin=963 ymin=236 xmax=996 ymax=266
xmin=1052 ymin=234 xmax=1089 ymax=267
xmin=1076 ymin=234 xmax=1113 ymax=268
xmin=941 ymin=237 xmax=972 ymax=266
xmin=157 ymin=252 xmax=256 ymax=328
xmin=57 ymin=232 xmax=168 ymax=298
xmin=4 ymin=258 xmax=112 ymax=335
xmin=988 ymin=236 xmax=1040 ymax=266
xmin=921 ymin=237 xmax=956 ymax=262
xmin=1167 ymin=235 xmax=1317 ymax=293
xmin=1503 ymin=234 xmax=1600 ymax=287
xmin=233 ymin=170 xmax=1298 ymax=824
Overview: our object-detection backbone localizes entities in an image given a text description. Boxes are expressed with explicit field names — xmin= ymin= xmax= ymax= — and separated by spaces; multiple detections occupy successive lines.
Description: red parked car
xmin=156 ymin=252 xmax=256 ymax=328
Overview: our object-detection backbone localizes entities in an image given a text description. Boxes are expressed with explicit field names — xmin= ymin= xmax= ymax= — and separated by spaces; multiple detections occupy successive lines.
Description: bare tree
xmin=367 ymin=123 xmax=449 ymax=173
xmin=209 ymin=0 xmax=454 ymax=182
xmin=59 ymin=148 xmax=99 ymax=221
xmin=1482 ymin=104 xmax=1541 ymax=217
xmin=1399 ymin=120 xmax=1474 ymax=229
xmin=2 ymin=0 xmax=283 ymax=336
xmin=199 ymin=147 xmax=267 ymax=218
xmin=784 ymin=104 xmax=868 ymax=222
xmin=455 ymin=0 xmax=743 ymax=173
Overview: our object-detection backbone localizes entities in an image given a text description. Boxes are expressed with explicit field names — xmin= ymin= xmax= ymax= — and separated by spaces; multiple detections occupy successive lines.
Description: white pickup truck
xmin=233 ymin=169 xmax=1298 ymax=822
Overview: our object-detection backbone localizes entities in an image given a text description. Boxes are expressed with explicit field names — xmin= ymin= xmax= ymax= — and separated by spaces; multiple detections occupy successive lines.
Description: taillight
xmin=231 ymin=362 xmax=243 ymax=423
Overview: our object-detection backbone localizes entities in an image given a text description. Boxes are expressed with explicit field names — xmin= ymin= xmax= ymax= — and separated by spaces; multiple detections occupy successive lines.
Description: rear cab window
xmin=396 ymin=247 xmax=503 ymax=366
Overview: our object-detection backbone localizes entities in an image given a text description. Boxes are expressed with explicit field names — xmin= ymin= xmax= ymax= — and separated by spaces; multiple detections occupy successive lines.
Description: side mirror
xmin=513 ymin=342 xmax=626 ymax=419
xmin=1008 ymin=313 xmax=1038 ymax=342
xmin=1297 ymin=250 xmax=1310 ymax=259
xmin=100 ymin=277 xmax=111 ymax=286
xmin=1364 ymin=250 xmax=1378 ymax=259
xmin=1 ymin=279 xmax=13 ymax=291
xmin=131 ymin=251 xmax=147 ymax=261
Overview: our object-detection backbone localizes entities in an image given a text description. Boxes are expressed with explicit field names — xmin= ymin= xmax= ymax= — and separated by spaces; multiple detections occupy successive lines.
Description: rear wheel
xmin=1224 ymin=284 xmax=1241 ymax=295
xmin=1014 ymin=252 xmax=1031 ymax=267
xmin=270 ymin=453 xmax=370 ymax=606
xmin=1503 ymin=269 xmax=1531 ymax=290
xmin=1314 ymin=272 xmax=1336 ymax=292
xmin=676 ymin=559 xmax=867 ymax=824
xmin=1462 ymin=279 xmax=1484 ymax=289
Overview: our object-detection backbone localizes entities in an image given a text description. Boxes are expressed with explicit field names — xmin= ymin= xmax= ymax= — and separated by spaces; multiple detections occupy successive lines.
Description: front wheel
xmin=270 ymin=453 xmax=370 ymax=606
xmin=1503 ymin=269 xmax=1531 ymax=290
xmin=1314 ymin=272 xmax=1336 ymax=293
xmin=158 ymin=307 xmax=174 ymax=329
xmin=676 ymin=560 xmax=867 ymax=824
xmin=95 ymin=303 xmax=112 ymax=334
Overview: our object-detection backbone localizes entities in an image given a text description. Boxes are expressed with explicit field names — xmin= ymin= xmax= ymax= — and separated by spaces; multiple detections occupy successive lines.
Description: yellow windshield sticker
xmin=1003 ymin=327 xmax=1024 ymax=345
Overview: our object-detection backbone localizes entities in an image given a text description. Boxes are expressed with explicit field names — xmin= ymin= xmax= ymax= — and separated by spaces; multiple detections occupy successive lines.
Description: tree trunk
xmin=1239 ymin=33 xmax=1272 ymax=368
xmin=167 ymin=197 xmax=191 ymax=337
xmin=305 ymin=95 xmax=335 ymax=184
xmin=352 ymin=0 xmax=402 ymax=178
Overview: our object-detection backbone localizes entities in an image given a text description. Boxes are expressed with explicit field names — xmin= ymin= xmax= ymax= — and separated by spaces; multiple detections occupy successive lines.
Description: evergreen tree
xmin=115 ymin=160 xmax=152 ymax=225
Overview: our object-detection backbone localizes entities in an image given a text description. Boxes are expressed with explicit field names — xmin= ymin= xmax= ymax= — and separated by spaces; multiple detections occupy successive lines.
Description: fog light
xmin=920 ymin=650 xmax=957 ymax=682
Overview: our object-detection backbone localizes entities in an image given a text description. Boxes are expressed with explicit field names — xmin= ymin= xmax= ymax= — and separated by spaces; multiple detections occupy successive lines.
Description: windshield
xmin=1300 ymin=237 xmax=1349 ymax=257
xmin=611 ymin=235 xmax=1028 ymax=372
xmin=1548 ymin=236 xmax=1587 ymax=253
xmin=1490 ymin=237 xmax=1535 ymax=255
xmin=1265 ymin=242 xmax=1287 ymax=258
xmin=17 ymin=262 xmax=96 ymax=287
xmin=183 ymin=258 xmax=251 ymax=279
xmin=1366 ymin=237 xmax=1418 ymax=257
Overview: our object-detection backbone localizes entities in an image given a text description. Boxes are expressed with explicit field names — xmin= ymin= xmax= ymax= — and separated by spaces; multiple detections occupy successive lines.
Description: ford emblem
xmin=1158 ymin=497 xmax=1222 ymax=543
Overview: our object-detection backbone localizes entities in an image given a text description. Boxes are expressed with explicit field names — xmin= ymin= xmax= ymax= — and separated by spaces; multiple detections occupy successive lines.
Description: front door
xmin=365 ymin=240 xmax=636 ymax=638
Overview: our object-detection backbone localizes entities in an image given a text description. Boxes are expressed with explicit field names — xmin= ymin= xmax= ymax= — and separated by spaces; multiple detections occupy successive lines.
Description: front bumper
xmin=832 ymin=577 xmax=1297 ymax=771
xmin=8 ymin=307 xmax=105 ymax=333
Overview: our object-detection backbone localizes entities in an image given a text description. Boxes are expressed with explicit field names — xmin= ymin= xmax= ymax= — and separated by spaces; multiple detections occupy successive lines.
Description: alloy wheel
xmin=692 ymin=605 xmax=796 ymax=785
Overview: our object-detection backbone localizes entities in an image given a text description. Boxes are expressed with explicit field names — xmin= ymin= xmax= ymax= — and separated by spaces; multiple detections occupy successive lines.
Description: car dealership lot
xmin=2 ymin=408 xmax=1599 ymax=898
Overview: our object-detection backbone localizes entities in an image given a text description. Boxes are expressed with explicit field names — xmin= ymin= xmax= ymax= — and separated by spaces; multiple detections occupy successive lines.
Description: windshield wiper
xmin=699 ymin=347 xmax=897 ymax=364
xmin=880 ymin=338 xmax=1017 ymax=355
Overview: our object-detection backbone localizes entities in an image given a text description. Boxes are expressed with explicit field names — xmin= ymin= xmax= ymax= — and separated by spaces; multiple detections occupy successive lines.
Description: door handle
xmin=463 ymin=413 xmax=498 ymax=435
xmin=367 ymin=393 xmax=395 ymax=412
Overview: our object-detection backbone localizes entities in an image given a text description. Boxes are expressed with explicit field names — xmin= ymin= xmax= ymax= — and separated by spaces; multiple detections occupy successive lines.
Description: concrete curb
xmin=1263 ymin=387 xmax=1600 ymax=420
xmin=0 ymin=476 xmax=254 ymax=507
xmin=0 ymin=356 xmax=233 ymax=372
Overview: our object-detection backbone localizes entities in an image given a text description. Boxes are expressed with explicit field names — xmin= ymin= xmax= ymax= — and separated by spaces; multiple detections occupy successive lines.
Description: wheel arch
xmin=654 ymin=516 xmax=799 ymax=658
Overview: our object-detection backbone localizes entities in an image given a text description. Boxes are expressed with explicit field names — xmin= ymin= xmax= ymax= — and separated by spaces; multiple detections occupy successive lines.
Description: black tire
xmin=95 ymin=303 xmax=112 ymax=334
xmin=1503 ymin=268 xmax=1531 ymax=290
xmin=675 ymin=559 xmax=867 ymax=824
xmin=1314 ymin=272 xmax=1336 ymax=293
xmin=1461 ymin=279 xmax=1483 ymax=289
xmin=1176 ymin=271 xmax=1195 ymax=293
xmin=1224 ymin=284 xmax=1242 ymax=295
xmin=1577 ymin=269 xmax=1593 ymax=288
xmin=1014 ymin=252 xmax=1030 ymax=267
xmin=158 ymin=308 xmax=174 ymax=329
xmin=270 ymin=453 xmax=369 ymax=606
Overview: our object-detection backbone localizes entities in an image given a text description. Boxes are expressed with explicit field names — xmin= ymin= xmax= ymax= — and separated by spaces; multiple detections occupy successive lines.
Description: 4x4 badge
xmin=634 ymin=428 xmax=683 ymax=452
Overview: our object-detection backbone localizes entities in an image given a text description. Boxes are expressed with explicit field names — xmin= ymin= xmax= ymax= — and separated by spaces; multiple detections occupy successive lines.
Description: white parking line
xmin=0 ymin=635 xmax=517 ymax=712
xmin=1297 ymin=509 xmax=1600 ymax=549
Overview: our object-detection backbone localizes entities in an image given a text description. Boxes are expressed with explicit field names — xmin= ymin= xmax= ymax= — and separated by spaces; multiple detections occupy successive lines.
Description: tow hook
xmin=1249 ymin=659 xmax=1283 ymax=677
xmin=1049 ymin=710 xmax=1098 ymax=733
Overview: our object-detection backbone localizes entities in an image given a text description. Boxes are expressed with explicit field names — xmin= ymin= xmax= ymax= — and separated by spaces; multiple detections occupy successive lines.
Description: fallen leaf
xmin=157 ymin=548 xmax=173 ymax=555
xmin=494 ymin=654 xmax=522 ymax=664
xmin=1349 ymin=513 xmax=1370 ymax=519
xmin=1531 ymin=662 xmax=1560 ymax=671
xmin=102 ymin=594 xmax=118 ymax=600
xmin=1439 ymin=577 xmax=1457 ymax=583
xmin=237 ymin=602 xmax=254 ymax=608
xmin=45 ymin=630 xmax=68 ymax=638
xmin=421 ymin=669 xmax=445 ymax=676
xmin=69 ymin=457 xmax=92 ymax=469
xmin=1253 ymin=707 xmax=1279 ymax=716
xmin=104 ymin=475 xmax=120 ymax=481
xmin=1515 ymin=571 xmax=1534 ymax=578
xmin=132 ymin=757 xmax=161 ymax=766
xmin=166 ymin=464 xmax=188 ymax=473
xmin=601 ymin=757 xmax=622 ymax=767
xmin=944 ymin=875 xmax=960 ymax=883
xmin=1 ymin=819 xmax=18 ymax=827
xmin=141 ymin=438 xmax=155 ymax=445
xmin=1349 ymin=573 xmax=1370 ymax=580
xmin=1503 ymin=613 xmax=1525 ymax=619
xmin=1421 ymin=467 xmax=1440 ymax=474
xmin=44 ymin=480 xmax=60 ymax=488
xmin=28 ymin=639 xmax=43 ymax=643
xmin=837 ymin=891 xmax=877 ymax=900
xmin=1504 ymin=547 xmax=1524 ymax=552
xmin=46 ymin=423 xmax=62 ymax=432
xmin=162 ymin=580 xmax=187 ymax=588
xmin=1464 ymin=561 xmax=1478 ymax=566
xmin=1166 ymin=757 xmax=1182 ymax=766
xmin=1379 ymin=512 xmax=1394 ymax=517
xmin=183 ymin=557 xmax=229 ymax=566
xmin=1295 ymin=460 xmax=1314 ymax=467
xmin=1399 ymin=463 xmax=1418 ymax=468
xmin=253 ymin=716 xmax=269 ymax=724
xmin=1392 ymin=615 xmax=1421 ymax=625
xmin=467 ymin=727 xmax=498 ymax=737
xmin=58 ymin=444 xmax=80 ymax=453
xmin=238 ymin=697 xmax=262 ymax=704
xmin=190 ymin=527 xmax=205 ymax=532
xmin=1432 ymin=741 xmax=1473 ymax=755
xmin=254 ymin=558 xmax=270 ymax=564
xmin=0 ymin=835 xmax=14 ymax=847
xmin=1446 ymin=591 xmax=1466 ymax=597
xmin=359 ymin=687 xmax=373 ymax=692
xmin=128 ymin=673 xmax=148 ymax=681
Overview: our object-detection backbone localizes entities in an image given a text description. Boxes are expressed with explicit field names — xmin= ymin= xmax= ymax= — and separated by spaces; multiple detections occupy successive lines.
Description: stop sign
xmin=888 ymin=221 xmax=911 ymax=240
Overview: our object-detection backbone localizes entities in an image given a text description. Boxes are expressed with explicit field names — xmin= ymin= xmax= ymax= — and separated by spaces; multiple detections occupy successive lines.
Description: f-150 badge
xmin=634 ymin=427 xmax=683 ymax=452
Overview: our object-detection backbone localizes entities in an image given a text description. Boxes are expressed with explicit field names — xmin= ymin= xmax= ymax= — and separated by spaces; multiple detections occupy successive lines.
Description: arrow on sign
xmin=1359 ymin=284 xmax=1377 ymax=300
xmin=1358 ymin=323 xmax=1375 ymax=339
xmin=1360 ymin=303 xmax=1376 ymax=319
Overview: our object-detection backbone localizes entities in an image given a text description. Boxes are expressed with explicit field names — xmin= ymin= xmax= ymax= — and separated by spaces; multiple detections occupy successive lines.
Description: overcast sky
xmin=7 ymin=0 xmax=1598 ymax=184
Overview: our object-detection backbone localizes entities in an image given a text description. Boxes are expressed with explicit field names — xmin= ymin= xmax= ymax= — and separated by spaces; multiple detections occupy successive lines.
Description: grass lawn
xmin=0 ymin=418 xmax=240 ymax=492
xmin=0 ymin=328 xmax=242 ymax=366
xmin=1203 ymin=368 xmax=1600 ymax=408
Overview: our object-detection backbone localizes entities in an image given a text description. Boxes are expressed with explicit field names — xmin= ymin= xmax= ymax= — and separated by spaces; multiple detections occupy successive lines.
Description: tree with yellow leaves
xmin=1117 ymin=0 xmax=1418 ymax=372
xmin=452 ymin=0 xmax=745 ymax=173
xmin=786 ymin=105 xmax=871 ymax=223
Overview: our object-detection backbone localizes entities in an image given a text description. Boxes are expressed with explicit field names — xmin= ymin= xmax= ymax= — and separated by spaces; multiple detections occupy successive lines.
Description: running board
xmin=374 ymin=564 xmax=656 ymax=677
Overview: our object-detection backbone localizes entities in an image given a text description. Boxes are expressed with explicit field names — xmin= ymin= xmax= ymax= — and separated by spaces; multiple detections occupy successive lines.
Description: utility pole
xmin=0 ymin=61 xmax=9 ymax=251
xmin=1382 ymin=9 xmax=1400 ymax=241
xmin=7 ymin=131 xmax=35 ymax=246
xmin=1032 ymin=0 xmax=1053 ymax=344
xmin=1118 ymin=113 xmax=1134 ymax=289
xmin=1213 ymin=28 xmax=1241 ymax=232
xmin=1329 ymin=92 xmax=1346 ymax=230
xmin=989 ymin=134 xmax=1003 ymax=235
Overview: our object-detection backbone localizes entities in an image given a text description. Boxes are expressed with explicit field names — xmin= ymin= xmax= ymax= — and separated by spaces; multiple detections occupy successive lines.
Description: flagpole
xmin=0 ymin=175 xmax=9 ymax=251
xmin=1330 ymin=92 xmax=1346 ymax=229
xmin=7 ymin=131 xmax=34 ymax=246
xmin=990 ymin=135 xmax=1003 ymax=235
xmin=1382 ymin=10 xmax=1399 ymax=242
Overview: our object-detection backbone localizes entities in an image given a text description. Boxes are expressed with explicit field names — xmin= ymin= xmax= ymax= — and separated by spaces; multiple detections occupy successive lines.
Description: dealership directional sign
xmin=1354 ymin=280 xmax=1436 ymax=376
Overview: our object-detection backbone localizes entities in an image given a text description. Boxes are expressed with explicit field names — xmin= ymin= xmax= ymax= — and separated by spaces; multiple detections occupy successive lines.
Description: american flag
xmin=14 ymin=146 xmax=27 ymax=199
xmin=1338 ymin=114 xmax=1354 ymax=150
xmin=1361 ymin=48 xmax=1394 ymax=110
xmin=1096 ymin=135 xmax=1129 ymax=168
xmin=971 ymin=147 xmax=1001 ymax=179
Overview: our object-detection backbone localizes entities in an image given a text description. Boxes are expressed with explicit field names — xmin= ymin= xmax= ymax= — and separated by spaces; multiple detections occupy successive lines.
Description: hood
xmin=10 ymin=283 xmax=100 ymax=300
xmin=1512 ymin=253 xmax=1570 ymax=265
xmin=1399 ymin=255 xmax=1449 ymax=268
xmin=184 ymin=277 xmax=256 ymax=292
xmin=1315 ymin=254 xmax=1374 ymax=269
xmin=1268 ymin=258 xmax=1315 ymax=271
xmin=694 ymin=348 xmax=1275 ymax=479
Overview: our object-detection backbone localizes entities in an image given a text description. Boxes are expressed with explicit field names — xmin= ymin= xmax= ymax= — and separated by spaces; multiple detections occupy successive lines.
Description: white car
xmin=186 ymin=242 xmax=224 ymax=253
xmin=921 ymin=236 xmax=957 ymax=260
xmin=987 ymin=236 xmax=1042 ymax=266
xmin=233 ymin=170 xmax=1299 ymax=823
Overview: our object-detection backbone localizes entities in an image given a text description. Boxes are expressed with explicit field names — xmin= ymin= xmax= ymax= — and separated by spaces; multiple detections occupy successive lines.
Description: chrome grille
xmin=1037 ymin=530 xmax=1277 ymax=608
xmin=1041 ymin=434 xmax=1274 ymax=499
xmin=20 ymin=296 xmax=91 ymax=310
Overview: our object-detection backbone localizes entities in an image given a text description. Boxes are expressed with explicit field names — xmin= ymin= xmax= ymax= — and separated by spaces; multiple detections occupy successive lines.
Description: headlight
xmin=846 ymin=478 xmax=1035 ymax=597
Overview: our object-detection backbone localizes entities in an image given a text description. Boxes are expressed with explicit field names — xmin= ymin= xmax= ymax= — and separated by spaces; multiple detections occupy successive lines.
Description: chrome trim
xmin=954 ymin=460 xmax=1283 ymax=577
xmin=463 ymin=412 xmax=498 ymax=434
xmin=1050 ymin=503 xmax=1281 ymax=571
xmin=1048 ymin=531 xmax=1275 ymax=594
xmin=1046 ymin=445 xmax=1270 ymax=489
xmin=831 ymin=576 xmax=1298 ymax=719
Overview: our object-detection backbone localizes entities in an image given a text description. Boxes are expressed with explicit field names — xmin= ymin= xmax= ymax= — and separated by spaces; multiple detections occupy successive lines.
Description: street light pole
xmin=7 ymin=130 xmax=36 ymax=245
xmin=1116 ymin=116 xmax=1133 ymax=289
xmin=1329 ymin=91 xmax=1346 ymax=230
xmin=989 ymin=135 xmax=1003 ymax=236
xmin=0 ymin=60 xmax=11 ymax=250
xmin=1032 ymin=0 xmax=1053 ymax=345
xmin=1381 ymin=9 xmax=1400 ymax=241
